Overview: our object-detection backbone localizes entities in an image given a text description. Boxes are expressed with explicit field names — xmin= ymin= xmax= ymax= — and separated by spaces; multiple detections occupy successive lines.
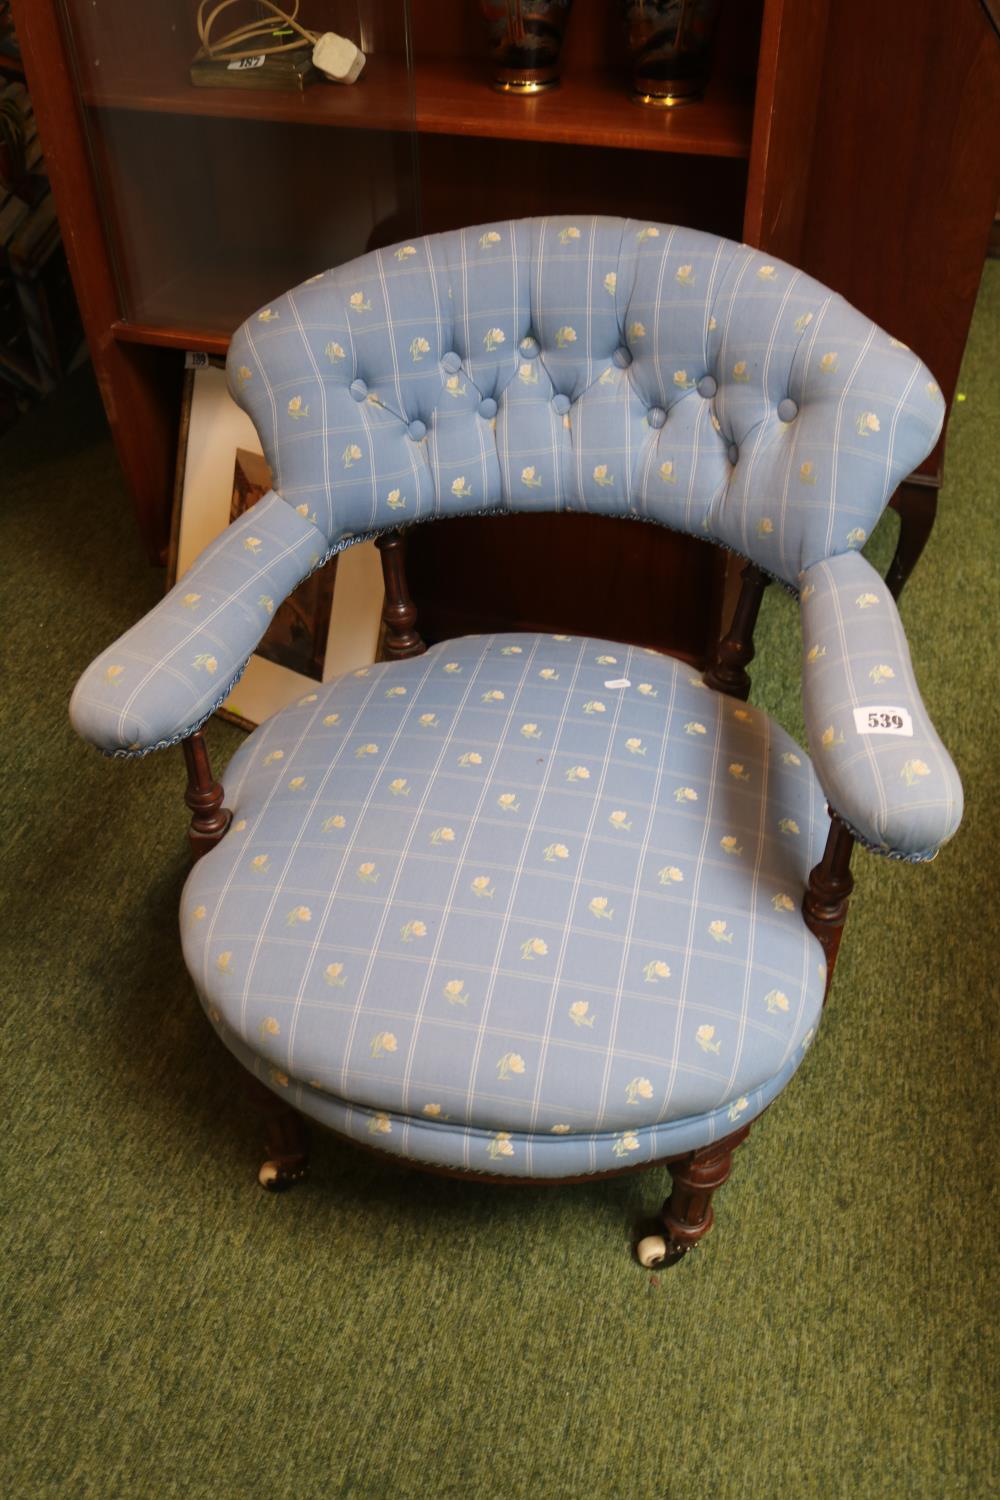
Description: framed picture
xmin=168 ymin=358 xmax=385 ymax=730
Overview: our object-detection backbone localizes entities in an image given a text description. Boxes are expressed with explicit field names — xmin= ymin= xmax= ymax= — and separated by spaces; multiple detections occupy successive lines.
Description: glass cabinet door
xmin=58 ymin=0 xmax=418 ymax=338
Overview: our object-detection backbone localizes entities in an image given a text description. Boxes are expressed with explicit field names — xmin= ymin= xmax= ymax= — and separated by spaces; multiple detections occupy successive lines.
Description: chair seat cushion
xmin=182 ymin=633 xmax=830 ymax=1177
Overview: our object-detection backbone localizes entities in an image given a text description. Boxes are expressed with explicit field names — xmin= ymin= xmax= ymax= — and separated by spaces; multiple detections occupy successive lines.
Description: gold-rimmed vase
xmin=623 ymin=0 xmax=722 ymax=107
xmin=479 ymin=0 xmax=575 ymax=94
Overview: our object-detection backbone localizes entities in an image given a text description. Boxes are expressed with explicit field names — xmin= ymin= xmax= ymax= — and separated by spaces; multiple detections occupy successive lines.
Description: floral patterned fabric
xmin=799 ymin=552 xmax=962 ymax=858
xmin=182 ymin=633 xmax=830 ymax=1176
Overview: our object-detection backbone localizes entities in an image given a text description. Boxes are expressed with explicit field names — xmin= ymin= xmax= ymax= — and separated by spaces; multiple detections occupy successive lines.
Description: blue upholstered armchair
xmin=71 ymin=218 xmax=962 ymax=1268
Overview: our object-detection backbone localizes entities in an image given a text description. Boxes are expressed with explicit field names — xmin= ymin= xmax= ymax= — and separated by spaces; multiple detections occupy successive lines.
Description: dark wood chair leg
xmin=802 ymin=814 xmax=855 ymax=999
xmin=376 ymin=530 xmax=426 ymax=659
xmin=182 ymin=730 xmax=231 ymax=861
xmin=637 ymin=1124 xmax=751 ymax=1268
xmin=886 ymin=477 xmax=938 ymax=600
xmin=703 ymin=562 xmax=770 ymax=699
xmin=242 ymin=1069 xmax=309 ymax=1191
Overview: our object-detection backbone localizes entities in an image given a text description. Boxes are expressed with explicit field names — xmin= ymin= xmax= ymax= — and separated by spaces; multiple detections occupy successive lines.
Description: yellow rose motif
xmin=637 ymin=226 xmax=659 ymax=242
xmin=675 ymin=786 xmax=698 ymax=801
xmin=368 ymin=1113 xmax=392 ymax=1136
xmin=250 ymin=854 xmax=270 ymax=874
xmin=685 ymin=721 xmax=707 ymax=735
xmin=445 ymin=374 xmax=466 ymax=396
xmin=389 ymin=778 xmax=410 ymax=797
xmin=567 ymin=1000 xmax=595 ymax=1031
xmin=856 ymin=592 xmax=880 ymax=609
xmin=821 ymin=725 xmax=844 ymax=749
xmin=544 ymin=843 xmax=569 ymax=862
xmin=181 ymin=593 xmax=201 ymax=608
xmin=325 ymin=341 xmax=345 ymax=362
xmin=559 ymin=225 xmax=582 ymax=243
xmin=696 ymin=1024 xmax=721 ymax=1054
xmin=349 ymin=291 xmax=371 ymax=311
xmin=733 ymin=360 xmax=750 ymax=383
xmin=521 ymin=465 xmax=542 ymax=488
xmin=232 ymin=820 xmax=246 ymax=832
xmin=673 ymin=369 xmax=693 ymax=388
xmin=625 ymin=737 xmax=646 ymax=757
xmin=675 ymin=263 xmax=695 ymax=287
xmin=400 ymin=920 xmax=427 ymax=941
xmin=926 ymin=381 xmax=941 ymax=398
xmin=820 ymin=352 xmax=838 ymax=374
xmin=483 ymin=327 xmax=506 ymax=352
xmin=395 ymin=245 xmax=417 ymax=260
xmin=901 ymin=759 xmax=931 ymax=786
xmin=409 ymin=336 xmax=431 ymax=362
xmin=800 ymin=583 xmax=815 ymax=601
xmin=342 ymin=444 xmax=363 ymax=469
xmin=596 ymin=654 xmax=617 ymax=665
xmin=763 ymin=989 xmax=792 ymax=1015
xmin=720 ymin=836 xmax=742 ymax=856
xmin=355 ymin=743 xmax=379 ymax=758
xmin=757 ymin=518 xmax=774 ymax=536
xmin=498 ymin=793 xmax=520 ymax=811
xmin=520 ymin=937 xmax=548 ymax=960
xmin=658 ymin=460 xmax=677 ymax=484
xmin=728 ymin=1096 xmax=750 ymax=1122
xmin=104 ymin=664 xmax=124 ymax=683
xmin=708 ymin=315 xmax=717 ymax=331
xmin=370 ymin=1031 xmax=398 ymax=1058
xmin=757 ymin=265 xmax=777 ymax=281
xmin=588 ymin=895 xmax=613 ymax=920
xmin=794 ymin=311 xmax=813 ymax=334
xmin=286 ymin=905 xmax=311 ymax=925
xmin=626 ymin=1077 xmax=654 ymax=1104
xmin=799 ymin=461 xmax=817 ymax=485
xmin=357 ymin=862 xmax=378 ymax=884
xmin=728 ymin=763 xmax=750 ymax=782
xmin=385 ymin=686 xmax=407 ymax=699
xmin=869 ymin=664 xmax=896 ymax=683
xmin=613 ymin=1131 xmax=641 ymax=1157
xmin=806 ymin=644 xmax=826 ymax=664
xmin=637 ymin=683 xmax=657 ymax=697
xmin=422 ymin=1102 xmax=443 ymax=1117
xmin=609 ymin=810 xmax=632 ymax=832
xmin=709 ymin=919 xmax=733 ymax=944
xmin=287 ymin=395 xmax=309 ymax=420
xmin=552 ymin=634 xmax=571 ymax=641
xmin=772 ymin=894 xmax=795 ymax=913
xmin=539 ymin=668 xmax=559 ymax=681
xmin=259 ymin=1016 xmax=280 ymax=1038
xmin=778 ymin=818 xmax=800 ymax=836
xmin=583 ymin=700 xmax=606 ymax=714
xmin=603 ymin=272 xmax=617 ymax=296
xmin=288 ymin=776 xmax=305 ymax=790
xmin=324 ymin=963 xmax=346 ymax=987
xmin=593 ymin=464 xmax=614 ymax=487
xmin=551 ymin=1123 xmax=571 ymax=1134
xmin=443 ymin=662 xmax=461 ymax=674
xmin=487 ymin=1132 xmax=515 ymax=1160
xmin=193 ymin=654 xmax=218 ymax=673
xmin=192 ymin=905 xmax=207 ymax=921
xmin=457 ymin=751 xmax=483 ymax=766
xmin=555 ymin=326 xmax=577 ymax=348
xmin=270 ymin=1070 xmax=289 ymax=1089
xmin=781 ymin=751 xmax=802 ymax=766
xmin=258 ymin=308 xmax=278 ymax=322
xmin=259 ymin=595 xmax=274 ymax=615
xmin=856 ymin=411 xmax=881 ymax=436
xmin=430 ymin=826 xmax=455 ymax=845
xmin=501 ymin=645 xmax=523 ymax=655
xmin=734 ymin=709 xmax=752 ymax=723
xmin=236 ymin=365 xmax=253 ymax=388
xmin=419 ymin=713 xmax=439 ymax=727
xmin=387 ymin=489 xmax=406 ymax=510
xmin=451 ymin=476 xmax=473 ymax=498
xmin=298 ymin=693 xmax=318 ymax=706
xmin=517 ymin=362 xmax=539 ymax=386
xmin=497 ymin=1052 xmax=526 ymax=1080
xmin=565 ymin=765 xmax=590 ymax=781
xmin=471 ymin=875 xmax=495 ymax=898
xmin=629 ymin=322 xmax=646 ymax=339
xmin=643 ymin=960 xmax=671 ymax=982
xmin=216 ymin=951 xmax=233 ymax=973
xmin=846 ymin=527 xmax=867 ymax=546
xmin=322 ymin=814 xmax=346 ymax=832
xmin=480 ymin=230 xmax=502 ymax=249
xmin=658 ymin=866 xmax=684 ymax=884
xmin=443 ymin=979 xmax=470 ymax=1005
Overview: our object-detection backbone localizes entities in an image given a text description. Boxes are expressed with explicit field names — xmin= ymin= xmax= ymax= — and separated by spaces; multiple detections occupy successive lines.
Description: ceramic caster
xmin=258 ymin=1158 xmax=308 ymax=1191
xmin=636 ymin=1233 xmax=687 ymax=1269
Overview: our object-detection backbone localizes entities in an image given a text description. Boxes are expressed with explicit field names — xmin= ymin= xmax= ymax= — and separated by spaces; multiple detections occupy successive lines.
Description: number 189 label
xmin=852 ymin=705 xmax=913 ymax=737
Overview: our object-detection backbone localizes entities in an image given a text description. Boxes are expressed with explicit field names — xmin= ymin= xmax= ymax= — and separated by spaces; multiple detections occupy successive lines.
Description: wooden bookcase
xmin=12 ymin=0 xmax=1000 ymax=658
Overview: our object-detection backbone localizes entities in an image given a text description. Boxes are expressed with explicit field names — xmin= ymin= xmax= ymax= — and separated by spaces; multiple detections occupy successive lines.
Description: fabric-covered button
xmin=777 ymin=397 xmax=799 ymax=423
xmin=698 ymin=375 xmax=718 ymax=399
xmin=647 ymin=406 xmax=667 ymax=429
xmin=519 ymin=336 xmax=539 ymax=358
xmin=349 ymin=378 xmax=368 ymax=402
xmin=728 ymin=443 xmax=739 ymax=465
xmin=441 ymin=352 xmax=462 ymax=374
xmin=478 ymin=397 xmax=498 ymax=419
xmin=552 ymin=394 xmax=571 ymax=415
xmin=407 ymin=419 xmax=427 ymax=441
xmin=612 ymin=346 xmax=633 ymax=369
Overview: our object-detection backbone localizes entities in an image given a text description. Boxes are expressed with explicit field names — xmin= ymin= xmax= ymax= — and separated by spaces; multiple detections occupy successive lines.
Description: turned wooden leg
xmin=886 ymin=478 xmax=938 ymax=600
xmin=182 ymin=730 xmax=231 ymax=861
xmin=637 ymin=1125 xmax=751 ymax=1268
xmin=802 ymin=814 xmax=855 ymax=999
xmin=242 ymin=1070 xmax=309 ymax=1191
xmin=702 ymin=562 xmax=770 ymax=700
xmin=376 ymin=530 xmax=426 ymax=659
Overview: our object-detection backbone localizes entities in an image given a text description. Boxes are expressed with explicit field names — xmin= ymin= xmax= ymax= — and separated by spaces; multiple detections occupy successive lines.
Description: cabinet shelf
xmin=81 ymin=49 xmax=752 ymax=159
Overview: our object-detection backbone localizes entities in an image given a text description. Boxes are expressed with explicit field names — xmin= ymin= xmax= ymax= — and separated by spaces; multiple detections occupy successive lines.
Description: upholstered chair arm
xmin=70 ymin=493 xmax=327 ymax=756
xmin=799 ymin=551 xmax=962 ymax=860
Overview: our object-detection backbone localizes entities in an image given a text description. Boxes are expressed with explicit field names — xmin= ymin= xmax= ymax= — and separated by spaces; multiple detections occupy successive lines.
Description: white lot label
xmin=604 ymin=678 xmax=631 ymax=689
xmin=228 ymin=55 xmax=266 ymax=70
xmin=853 ymin=705 xmax=913 ymax=737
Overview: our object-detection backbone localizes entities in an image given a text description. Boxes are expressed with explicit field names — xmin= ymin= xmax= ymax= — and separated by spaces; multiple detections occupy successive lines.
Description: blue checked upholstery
xmin=182 ymin=634 xmax=829 ymax=1177
xmin=70 ymin=216 xmax=963 ymax=1178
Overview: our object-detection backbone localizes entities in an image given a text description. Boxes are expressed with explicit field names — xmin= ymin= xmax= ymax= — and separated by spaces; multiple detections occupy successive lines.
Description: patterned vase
xmin=622 ymin=0 xmax=722 ymax=106
xmin=479 ymin=0 xmax=575 ymax=94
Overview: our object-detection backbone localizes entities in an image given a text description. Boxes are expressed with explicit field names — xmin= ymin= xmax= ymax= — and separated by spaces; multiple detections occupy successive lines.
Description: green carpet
xmin=3 ymin=266 xmax=997 ymax=1499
